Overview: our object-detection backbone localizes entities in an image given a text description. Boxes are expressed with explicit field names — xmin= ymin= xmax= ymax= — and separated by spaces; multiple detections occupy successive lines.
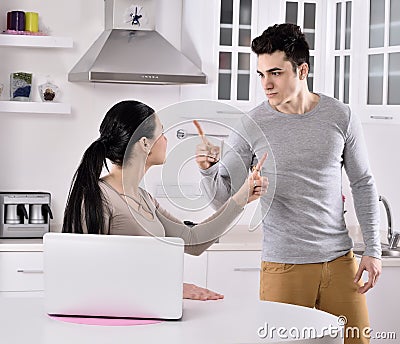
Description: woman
xmin=62 ymin=100 xmax=268 ymax=300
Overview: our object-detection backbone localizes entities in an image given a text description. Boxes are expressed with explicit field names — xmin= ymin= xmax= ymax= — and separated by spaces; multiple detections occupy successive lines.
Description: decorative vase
xmin=38 ymin=79 xmax=60 ymax=102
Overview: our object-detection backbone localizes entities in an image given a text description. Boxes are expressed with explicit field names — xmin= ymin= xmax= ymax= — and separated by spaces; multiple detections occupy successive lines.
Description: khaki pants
xmin=260 ymin=251 xmax=370 ymax=344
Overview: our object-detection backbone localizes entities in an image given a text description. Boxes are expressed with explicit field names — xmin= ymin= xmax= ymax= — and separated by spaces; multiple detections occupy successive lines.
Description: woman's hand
xmin=232 ymin=152 xmax=269 ymax=207
xmin=183 ymin=283 xmax=224 ymax=301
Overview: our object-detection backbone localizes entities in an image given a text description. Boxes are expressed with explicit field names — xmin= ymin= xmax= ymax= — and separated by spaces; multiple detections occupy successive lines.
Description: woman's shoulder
xmin=138 ymin=187 xmax=158 ymax=207
xmin=99 ymin=179 xmax=117 ymax=196
xmin=98 ymin=179 xmax=121 ymax=212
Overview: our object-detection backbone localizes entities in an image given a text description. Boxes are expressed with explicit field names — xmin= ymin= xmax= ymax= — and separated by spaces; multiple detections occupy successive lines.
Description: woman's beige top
xmin=95 ymin=180 xmax=243 ymax=255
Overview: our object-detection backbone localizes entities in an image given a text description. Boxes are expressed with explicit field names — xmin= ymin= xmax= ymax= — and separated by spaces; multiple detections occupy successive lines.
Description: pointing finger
xmin=253 ymin=152 xmax=268 ymax=176
xmin=256 ymin=152 xmax=268 ymax=170
xmin=193 ymin=120 xmax=209 ymax=145
xmin=193 ymin=120 xmax=204 ymax=136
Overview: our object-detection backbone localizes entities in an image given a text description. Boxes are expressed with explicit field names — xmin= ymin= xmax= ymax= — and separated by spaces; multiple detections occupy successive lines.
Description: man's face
xmin=257 ymin=51 xmax=304 ymax=109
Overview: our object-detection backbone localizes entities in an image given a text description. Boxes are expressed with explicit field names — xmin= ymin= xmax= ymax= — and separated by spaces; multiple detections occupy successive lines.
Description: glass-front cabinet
xmin=332 ymin=0 xmax=353 ymax=105
xmin=182 ymin=0 xmax=399 ymax=123
xmin=215 ymin=0 xmax=325 ymax=108
xmin=284 ymin=0 xmax=320 ymax=92
xmin=327 ymin=0 xmax=400 ymax=124
xmin=361 ymin=0 xmax=400 ymax=123
xmin=216 ymin=0 xmax=258 ymax=106
xmin=366 ymin=0 xmax=400 ymax=107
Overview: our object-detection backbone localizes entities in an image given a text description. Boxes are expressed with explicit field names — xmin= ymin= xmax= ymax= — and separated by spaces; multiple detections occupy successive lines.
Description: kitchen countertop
xmin=1 ymin=226 xmax=400 ymax=266
xmin=0 ymin=294 xmax=343 ymax=343
xmin=0 ymin=225 xmax=263 ymax=252
xmin=213 ymin=225 xmax=264 ymax=250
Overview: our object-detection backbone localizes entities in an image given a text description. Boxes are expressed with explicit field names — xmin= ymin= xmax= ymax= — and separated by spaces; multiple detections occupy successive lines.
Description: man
xmin=196 ymin=24 xmax=381 ymax=344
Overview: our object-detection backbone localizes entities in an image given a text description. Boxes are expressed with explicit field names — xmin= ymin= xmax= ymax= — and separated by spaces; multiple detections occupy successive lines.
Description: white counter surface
xmin=0 ymin=294 xmax=343 ymax=343
xmin=1 ymin=230 xmax=400 ymax=266
xmin=0 ymin=238 xmax=43 ymax=252
xmin=0 ymin=226 xmax=263 ymax=252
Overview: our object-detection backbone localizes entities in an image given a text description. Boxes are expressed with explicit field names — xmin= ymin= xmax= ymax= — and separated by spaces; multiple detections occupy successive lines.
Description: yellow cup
xmin=25 ymin=12 xmax=39 ymax=32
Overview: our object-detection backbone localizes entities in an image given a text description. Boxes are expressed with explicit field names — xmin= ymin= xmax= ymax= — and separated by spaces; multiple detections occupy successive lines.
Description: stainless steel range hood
xmin=68 ymin=0 xmax=207 ymax=85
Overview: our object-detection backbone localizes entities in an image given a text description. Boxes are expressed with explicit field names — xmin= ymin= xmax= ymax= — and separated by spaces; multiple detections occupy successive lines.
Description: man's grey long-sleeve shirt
xmin=200 ymin=94 xmax=381 ymax=263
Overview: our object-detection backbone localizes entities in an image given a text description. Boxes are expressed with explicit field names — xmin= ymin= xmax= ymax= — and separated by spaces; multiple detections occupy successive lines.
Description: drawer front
xmin=0 ymin=252 xmax=44 ymax=292
xmin=207 ymin=251 xmax=261 ymax=300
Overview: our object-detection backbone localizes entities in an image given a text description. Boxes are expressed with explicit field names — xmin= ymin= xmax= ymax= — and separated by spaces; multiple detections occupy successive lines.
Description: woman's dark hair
xmin=251 ymin=23 xmax=310 ymax=72
xmin=62 ymin=100 xmax=156 ymax=234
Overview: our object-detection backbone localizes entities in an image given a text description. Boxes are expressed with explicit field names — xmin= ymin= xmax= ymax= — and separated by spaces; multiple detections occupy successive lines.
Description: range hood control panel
xmin=105 ymin=0 xmax=156 ymax=31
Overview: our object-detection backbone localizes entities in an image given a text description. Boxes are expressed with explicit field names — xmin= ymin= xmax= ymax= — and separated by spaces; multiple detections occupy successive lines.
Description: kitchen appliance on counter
xmin=0 ymin=192 xmax=53 ymax=238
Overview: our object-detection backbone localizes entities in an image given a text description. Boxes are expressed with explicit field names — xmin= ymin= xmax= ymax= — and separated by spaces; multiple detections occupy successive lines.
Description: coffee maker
xmin=0 ymin=192 xmax=53 ymax=238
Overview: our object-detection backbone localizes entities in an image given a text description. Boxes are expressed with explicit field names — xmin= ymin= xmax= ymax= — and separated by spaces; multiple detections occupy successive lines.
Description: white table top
xmin=0 ymin=294 xmax=343 ymax=343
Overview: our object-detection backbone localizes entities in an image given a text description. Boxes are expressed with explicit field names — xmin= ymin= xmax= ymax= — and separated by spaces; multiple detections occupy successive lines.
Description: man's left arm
xmin=343 ymin=109 xmax=382 ymax=293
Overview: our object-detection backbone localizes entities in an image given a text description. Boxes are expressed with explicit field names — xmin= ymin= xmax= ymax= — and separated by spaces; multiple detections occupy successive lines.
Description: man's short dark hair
xmin=251 ymin=23 xmax=310 ymax=73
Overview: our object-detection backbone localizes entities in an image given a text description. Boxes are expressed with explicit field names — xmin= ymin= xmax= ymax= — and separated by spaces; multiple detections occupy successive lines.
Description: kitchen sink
xmin=353 ymin=244 xmax=400 ymax=258
xmin=381 ymin=249 xmax=400 ymax=257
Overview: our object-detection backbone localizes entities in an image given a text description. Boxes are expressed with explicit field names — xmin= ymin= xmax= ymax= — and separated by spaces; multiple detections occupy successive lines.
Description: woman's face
xmin=146 ymin=115 xmax=167 ymax=166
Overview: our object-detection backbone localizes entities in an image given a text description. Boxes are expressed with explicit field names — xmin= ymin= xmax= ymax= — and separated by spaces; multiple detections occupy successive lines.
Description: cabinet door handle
xmin=370 ymin=115 xmax=393 ymax=120
xmin=17 ymin=269 xmax=43 ymax=274
xmin=233 ymin=267 xmax=260 ymax=272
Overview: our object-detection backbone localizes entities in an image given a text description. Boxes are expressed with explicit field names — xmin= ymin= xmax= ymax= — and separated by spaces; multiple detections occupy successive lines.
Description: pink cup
xmin=7 ymin=12 xmax=12 ymax=30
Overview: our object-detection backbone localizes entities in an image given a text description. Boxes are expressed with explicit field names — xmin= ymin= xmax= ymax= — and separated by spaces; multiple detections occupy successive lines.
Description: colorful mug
xmin=6 ymin=12 xmax=12 ymax=30
xmin=9 ymin=11 xmax=25 ymax=31
xmin=25 ymin=12 xmax=39 ymax=32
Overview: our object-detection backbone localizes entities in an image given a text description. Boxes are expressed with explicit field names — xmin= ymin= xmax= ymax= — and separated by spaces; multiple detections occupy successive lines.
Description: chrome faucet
xmin=390 ymin=232 xmax=400 ymax=249
xmin=379 ymin=195 xmax=399 ymax=249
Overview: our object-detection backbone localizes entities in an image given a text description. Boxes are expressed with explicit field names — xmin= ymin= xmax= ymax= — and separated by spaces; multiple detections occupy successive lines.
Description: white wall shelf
xmin=0 ymin=101 xmax=71 ymax=114
xmin=0 ymin=34 xmax=73 ymax=48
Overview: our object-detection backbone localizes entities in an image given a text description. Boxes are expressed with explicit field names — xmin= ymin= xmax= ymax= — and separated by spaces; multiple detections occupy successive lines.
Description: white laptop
xmin=43 ymin=233 xmax=184 ymax=320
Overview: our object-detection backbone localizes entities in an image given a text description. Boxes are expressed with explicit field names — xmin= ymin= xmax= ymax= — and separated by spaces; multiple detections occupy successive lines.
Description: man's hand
xmin=194 ymin=120 xmax=221 ymax=170
xmin=354 ymin=255 xmax=382 ymax=294
xmin=183 ymin=283 xmax=224 ymax=301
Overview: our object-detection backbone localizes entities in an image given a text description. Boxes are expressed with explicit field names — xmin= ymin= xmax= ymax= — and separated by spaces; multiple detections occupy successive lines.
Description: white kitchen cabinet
xmin=206 ymin=250 xmax=261 ymax=300
xmin=356 ymin=0 xmax=400 ymax=124
xmin=0 ymin=248 xmax=208 ymax=293
xmin=366 ymin=266 xmax=400 ymax=343
xmin=0 ymin=34 xmax=72 ymax=115
xmin=181 ymin=0 xmax=259 ymax=110
xmin=324 ymin=0 xmax=355 ymax=105
xmin=214 ymin=0 xmax=259 ymax=108
xmin=325 ymin=0 xmax=400 ymax=125
xmin=0 ymin=252 xmax=44 ymax=292
xmin=183 ymin=253 xmax=208 ymax=287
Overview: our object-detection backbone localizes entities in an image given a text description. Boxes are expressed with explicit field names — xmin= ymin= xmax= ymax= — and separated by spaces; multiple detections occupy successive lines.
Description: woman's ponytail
xmin=62 ymin=140 xmax=107 ymax=234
